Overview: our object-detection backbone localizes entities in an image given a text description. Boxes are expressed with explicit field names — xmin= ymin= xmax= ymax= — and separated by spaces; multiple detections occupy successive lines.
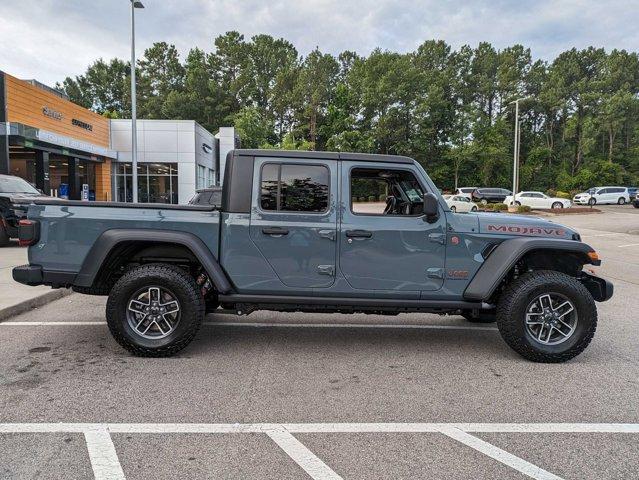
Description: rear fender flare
xmin=463 ymin=237 xmax=597 ymax=301
xmin=74 ymin=229 xmax=233 ymax=293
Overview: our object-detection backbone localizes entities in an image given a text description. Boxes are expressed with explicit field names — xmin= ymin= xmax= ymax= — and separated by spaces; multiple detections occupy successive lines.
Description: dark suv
xmin=472 ymin=188 xmax=512 ymax=205
xmin=0 ymin=174 xmax=50 ymax=246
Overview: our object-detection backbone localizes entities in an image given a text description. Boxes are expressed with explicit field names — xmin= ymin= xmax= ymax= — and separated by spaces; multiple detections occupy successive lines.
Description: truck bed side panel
xmin=27 ymin=204 xmax=220 ymax=274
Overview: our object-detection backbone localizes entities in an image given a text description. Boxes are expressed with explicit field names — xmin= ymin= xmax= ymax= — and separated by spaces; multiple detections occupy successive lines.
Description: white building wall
xmin=110 ymin=119 xmax=215 ymax=204
xmin=216 ymin=127 xmax=238 ymax=184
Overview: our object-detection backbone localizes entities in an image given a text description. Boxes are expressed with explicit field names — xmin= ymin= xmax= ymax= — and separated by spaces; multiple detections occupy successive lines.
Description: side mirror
xmin=422 ymin=192 xmax=439 ymax=223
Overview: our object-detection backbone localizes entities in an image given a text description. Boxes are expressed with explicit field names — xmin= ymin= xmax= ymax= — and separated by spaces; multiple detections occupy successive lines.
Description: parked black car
xmin=188 ymin=186 xmax=223 ymax=207
xmin=0 ymin=175 xmax=51 ymax=246
xmin=471 ymin=188 xmax=512 ymax=204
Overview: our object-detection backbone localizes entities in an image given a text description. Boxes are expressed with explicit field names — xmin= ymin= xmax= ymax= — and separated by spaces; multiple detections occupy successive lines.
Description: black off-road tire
xmin=461 ymin=311 xmax=496 ymax=323
xmin=106 ymin=263 xmax=204 ymax=357
xmin=496 ymin=270 xmax=597 ymax=363
xmin=0 ymin=223 xmax=11 ymax=247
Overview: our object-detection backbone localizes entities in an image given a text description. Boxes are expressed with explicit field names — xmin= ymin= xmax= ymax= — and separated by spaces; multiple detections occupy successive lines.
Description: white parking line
xmin=440 ymin=427 xmax=563 ymax=480
xmin=1 ymin=423 xmax=637 ymax=480
xmin=0 ymin=321 xmax=498 ymax=331
xmin=84 ymin=428 xmax=126 ymax=480
xmin=266 ymin=428 xmax=344 ymax=480
xmin=617 ymin=243 xmax=639 ymax=248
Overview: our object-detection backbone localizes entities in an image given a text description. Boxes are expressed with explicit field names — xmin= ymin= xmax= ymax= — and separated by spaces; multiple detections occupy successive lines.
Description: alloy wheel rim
xmin=525 ymin=293 xmax=577 ymax=346
xmin=126 ymin=286 xmax=181 ymax=339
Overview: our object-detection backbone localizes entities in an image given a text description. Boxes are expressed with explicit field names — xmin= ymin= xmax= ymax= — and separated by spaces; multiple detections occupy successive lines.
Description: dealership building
xmin=0 ymin=71 xmax=238 ymax=203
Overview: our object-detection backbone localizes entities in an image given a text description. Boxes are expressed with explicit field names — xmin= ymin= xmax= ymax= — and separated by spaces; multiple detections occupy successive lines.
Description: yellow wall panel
xmin=4 ymin=74 xmax=110 ymax=148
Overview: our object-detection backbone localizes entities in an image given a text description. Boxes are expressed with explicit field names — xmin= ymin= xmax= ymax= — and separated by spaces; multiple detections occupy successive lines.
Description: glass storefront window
xmin=114 ymin=162 xmax=179 ymax=204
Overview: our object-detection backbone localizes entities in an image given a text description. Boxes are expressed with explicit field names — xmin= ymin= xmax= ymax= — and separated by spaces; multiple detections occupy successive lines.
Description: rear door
xmin=249 ymin=157 xmax=338 ymax=288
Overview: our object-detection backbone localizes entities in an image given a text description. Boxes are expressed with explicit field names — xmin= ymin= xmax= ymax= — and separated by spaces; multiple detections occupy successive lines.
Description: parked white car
xmin=443 ymin=194 xmax=478 ymax=213
xmin=573 ymin=187 xmax=630 ymax=205
xmin=503 ymin=191 xmax=572 ymax=209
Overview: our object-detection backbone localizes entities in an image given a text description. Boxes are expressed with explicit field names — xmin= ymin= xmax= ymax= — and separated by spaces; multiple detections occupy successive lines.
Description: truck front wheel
xmin=106 ymin=264 xmax=204 ymax=357
xmin=496 ymin=270 xmax=597 ymax=363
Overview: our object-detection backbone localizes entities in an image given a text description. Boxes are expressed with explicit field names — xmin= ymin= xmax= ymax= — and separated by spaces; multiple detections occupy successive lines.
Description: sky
xmin=1 ymin=0 xmax=638 ymax=87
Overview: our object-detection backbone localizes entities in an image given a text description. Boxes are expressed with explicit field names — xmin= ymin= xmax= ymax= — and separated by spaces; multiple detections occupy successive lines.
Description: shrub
xmin=554 ymin=191 xmax=572 ymax=199
xmin=493 ymin=203 xmax=508 ymax=211
xmin=368 ymin=195 xmax=376 ymax=202
xmin=378 ymin=194 xmax=387 ymax=202
xmin=359 ymin=197 xmax=366 ymax=202
xmin=351 ymin=197 xmax=358 ymax=204
xmin=517 ymin=205 xmax=532 ymax=213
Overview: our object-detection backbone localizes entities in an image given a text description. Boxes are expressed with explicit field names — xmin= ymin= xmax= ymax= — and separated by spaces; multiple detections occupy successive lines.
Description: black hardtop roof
xmin=231 ymin=149 xmax=415 ymax=164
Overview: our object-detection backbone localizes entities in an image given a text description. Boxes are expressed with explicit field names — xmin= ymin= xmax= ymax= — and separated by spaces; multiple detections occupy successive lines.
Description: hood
xmin=476 ymin=212 xmax=577 ymax=240
xmin=1 ymin=192 xmax=51 ymax=201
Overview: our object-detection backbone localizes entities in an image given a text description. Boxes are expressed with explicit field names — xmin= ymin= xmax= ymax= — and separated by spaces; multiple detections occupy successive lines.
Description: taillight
xmin=18 ymin=219 xmax=39 ymax=247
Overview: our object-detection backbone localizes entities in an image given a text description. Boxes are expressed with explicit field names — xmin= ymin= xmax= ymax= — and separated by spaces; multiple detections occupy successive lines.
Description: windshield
xmin=0 ymin=176 xmax=40 ymax=194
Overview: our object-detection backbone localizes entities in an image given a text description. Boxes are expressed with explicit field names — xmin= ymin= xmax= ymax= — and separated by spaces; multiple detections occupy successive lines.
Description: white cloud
xmin=0 ymin=0 xmax=637 ymax=87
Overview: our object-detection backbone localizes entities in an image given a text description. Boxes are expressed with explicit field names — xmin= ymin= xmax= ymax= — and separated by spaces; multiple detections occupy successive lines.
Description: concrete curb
xmin=0 ymin=289 xmax=73 ymax=322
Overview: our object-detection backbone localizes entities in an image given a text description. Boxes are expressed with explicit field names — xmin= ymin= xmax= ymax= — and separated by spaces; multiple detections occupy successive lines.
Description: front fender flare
xmin=463 ymin=237 xmax=597 ymax=301
xmin=74 ymin=229 xmax=233 ymax=294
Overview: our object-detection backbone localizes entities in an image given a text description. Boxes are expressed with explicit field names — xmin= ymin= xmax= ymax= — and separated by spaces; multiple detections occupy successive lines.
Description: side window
xmin=260 ymin=163 xmax=329 ymax=213
xmin=597 ymin=188 xmax=608 ymax=195
xmin=351 ymin=167 xmax=425 ymax=216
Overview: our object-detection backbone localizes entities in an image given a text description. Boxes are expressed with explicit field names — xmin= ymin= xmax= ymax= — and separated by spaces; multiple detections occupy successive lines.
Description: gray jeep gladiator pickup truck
xmin=12 ymin=149 xmax=613 ymax=362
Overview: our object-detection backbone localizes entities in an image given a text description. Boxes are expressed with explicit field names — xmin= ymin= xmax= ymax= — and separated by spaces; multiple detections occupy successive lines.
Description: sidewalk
xmin=0 ymin=242 xmax=71 ymax=321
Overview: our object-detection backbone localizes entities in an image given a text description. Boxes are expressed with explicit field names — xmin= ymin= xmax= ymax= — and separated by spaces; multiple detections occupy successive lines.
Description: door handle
xmin=345 ymin=229 xmax=373 ymax=238
xmin=262 ymin=227 xmax=289 ymax=236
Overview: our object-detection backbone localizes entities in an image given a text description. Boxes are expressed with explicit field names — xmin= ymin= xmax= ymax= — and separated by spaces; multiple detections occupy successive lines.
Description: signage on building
xmin=72 ymin=118 xmax=93 ymax=131
xmin=42 ymin=106 xmax=63 ymax=121
xmin=81 ymin=184 xmax=89 ymax=201
xmin=35 ymin=128 xmax=115 ymax=158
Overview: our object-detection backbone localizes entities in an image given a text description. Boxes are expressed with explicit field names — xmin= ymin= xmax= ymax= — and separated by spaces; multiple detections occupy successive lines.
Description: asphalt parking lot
xmin=1 ymin=206 xmax=638 ymax=479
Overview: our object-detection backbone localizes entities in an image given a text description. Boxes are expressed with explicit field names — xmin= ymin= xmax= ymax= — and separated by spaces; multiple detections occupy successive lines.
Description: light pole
xmin=130 ymin=0 xmax=144 ymax=202
xmin=509 ymin=97 xmax=529 ymax=207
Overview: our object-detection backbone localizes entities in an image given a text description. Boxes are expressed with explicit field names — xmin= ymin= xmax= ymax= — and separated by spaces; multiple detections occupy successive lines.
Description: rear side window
xmin=260 ymin=163 xmax=329 ymax=213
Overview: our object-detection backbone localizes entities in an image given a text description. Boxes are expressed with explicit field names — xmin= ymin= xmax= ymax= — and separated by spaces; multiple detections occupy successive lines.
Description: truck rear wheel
xmin=496 ymin=270 xmax=597 ymax=363
xmin=106 ymin=264 xmax=204 ymax=357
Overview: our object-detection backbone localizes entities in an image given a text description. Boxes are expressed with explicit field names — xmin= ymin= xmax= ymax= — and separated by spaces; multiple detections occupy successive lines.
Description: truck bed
xmin=12 ymin=198 xmax=221 ymax=276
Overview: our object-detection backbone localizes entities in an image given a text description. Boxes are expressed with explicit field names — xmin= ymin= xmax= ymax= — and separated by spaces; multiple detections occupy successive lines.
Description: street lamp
xmin=130 ymin=0 xmax=144 ymax=202
xmin=509 ymin=97 xmax=530 ymax=207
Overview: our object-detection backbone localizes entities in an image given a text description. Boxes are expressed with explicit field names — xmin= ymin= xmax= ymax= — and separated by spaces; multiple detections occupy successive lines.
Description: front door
xmin=250 ymin=158 xmax=338 ymax=288
xmin=339 ymin=162 xmax=446 ymax=293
